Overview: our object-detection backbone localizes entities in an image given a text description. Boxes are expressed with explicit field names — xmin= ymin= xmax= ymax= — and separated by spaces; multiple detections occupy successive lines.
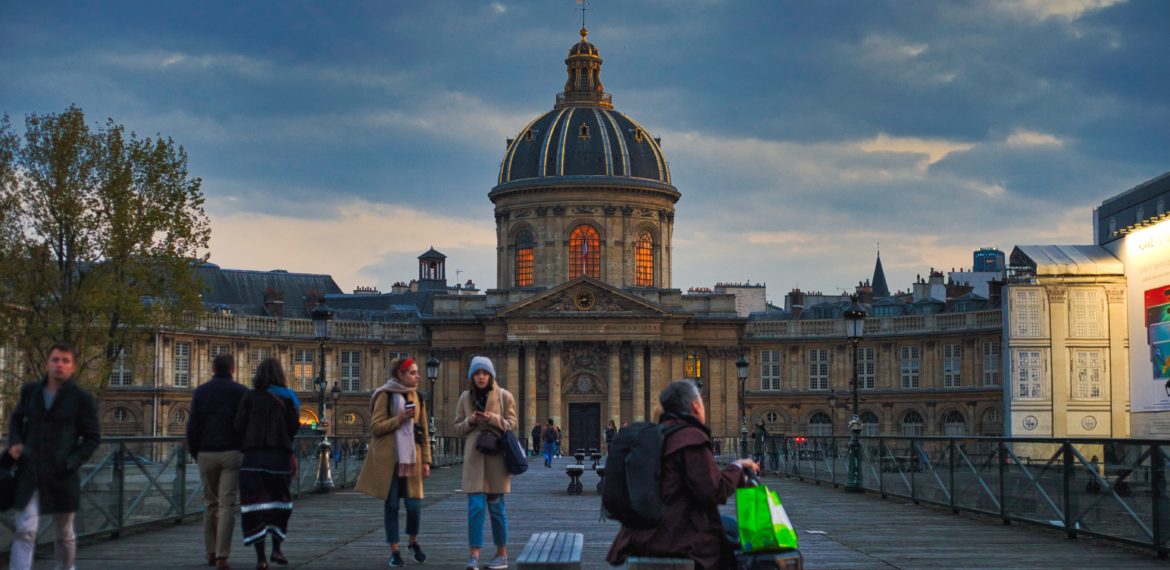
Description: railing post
xmin=999 ymin=439 xmax=1009 ymax=525
xmin=111 ymin=444 xmax=125 ymax=538
xmin=1062 ymin=441 xmax=1076 ymax=539
xmin=950 ymin=438 xmax=957 ymax=514
xmin=175 ymin=444 xmax=187 ymax=522
xmin=910 ymin=439 xmax=919 ymax=505
xmin=1151 ymin=443 xmax=1167 ymax=559
xmin=879 ymin=438 xmax=886 ymax=499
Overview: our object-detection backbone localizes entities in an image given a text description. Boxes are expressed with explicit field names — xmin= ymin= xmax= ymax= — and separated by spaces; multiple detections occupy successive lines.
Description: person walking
xmin=454 ymin=356 xmax=518 ymax=570
xmin=603 ymin=420 xmax=617 ymax=454
xmin=7 ymin=343 xmax=101 ymax=570
xmin=187 ymin=353 xmax=249 ymax=569
xmin=752 ymin=419 xmax=768 ymax=466
xmin=541 ymin=419 xmax=557 ymax=468
xmin=530 ymin=424 xmax=542 ymax=458
xmin=355 ymin=357 xmax=432 ymax=567
xmin=234 ymin=358 xmax=300 ymax=569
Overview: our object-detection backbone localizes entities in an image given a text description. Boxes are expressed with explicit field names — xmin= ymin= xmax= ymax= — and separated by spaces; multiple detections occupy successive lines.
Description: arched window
xmin=171 ymin=409 xmax=188 ymax=425
xmin=943 ymin=410 xmax=966 ymax=436
xmin=113 ymin=408 xmax=131 ymax=423
xmin=569 ymin=225 xmax=600 ymax=279
xmin=902 ymin=411 xmax=924 ymax=437
xmin=980 ymin=408 xmax=1002 ymax=436
xmin=860 ymin=411 xmax=880 ymax=436
xmin=515 ymin=230 xmax=534 ymax=287
xmin=808 ymin=412 xmax=833 ymax=437
xmin=635 ymin=231 xmax=654 ymax=286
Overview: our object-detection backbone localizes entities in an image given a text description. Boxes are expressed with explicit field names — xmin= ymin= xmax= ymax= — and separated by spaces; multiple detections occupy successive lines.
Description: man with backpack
xmin=605 ymin=380 xmax=759 ymax=570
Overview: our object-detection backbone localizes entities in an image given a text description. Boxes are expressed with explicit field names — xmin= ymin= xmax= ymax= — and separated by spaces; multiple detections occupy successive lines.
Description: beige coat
xmin=454 ymin=382 xmax=518 ymax=495
xmin=355 ymin=390 xmax=431 ymax=500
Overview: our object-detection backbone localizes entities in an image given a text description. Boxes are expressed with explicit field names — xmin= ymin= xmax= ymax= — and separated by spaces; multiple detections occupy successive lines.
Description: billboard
xmin=1119 ymin=218 xmax=1170 ymax=412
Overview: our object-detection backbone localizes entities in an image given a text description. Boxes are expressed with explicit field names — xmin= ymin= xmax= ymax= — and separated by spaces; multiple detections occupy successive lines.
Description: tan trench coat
xmin=355 ymin=390 xmax=431 ymax=500
xmin=454 ymin=382 xmax=518 ymax=495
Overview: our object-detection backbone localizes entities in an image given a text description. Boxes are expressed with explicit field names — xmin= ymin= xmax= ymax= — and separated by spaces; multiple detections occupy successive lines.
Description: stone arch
xmin=939 ymin=408 xmax=967 ymax=436
xmin=897 ymin=406 xmax=927 ymax=437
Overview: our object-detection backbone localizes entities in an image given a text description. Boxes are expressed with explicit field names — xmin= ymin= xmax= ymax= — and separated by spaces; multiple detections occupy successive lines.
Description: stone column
xmin=670 ymin=343 xmax=685 ymax=386
xmin=524 ymin=343 xmax=537 ymax=433
xmin=507 ymin=344 xmax=522 ymax=431
xmin=549 ymin=342 xmax=563 ymax=426
xmin=631 ymin=343 xmax=646 ymax=421
xmin=607 ymin=342 xmax=621 ymax=427
xmin=649 ymin=343 xmax=664 ymax=419
xmin=1047 ymin=286 xmax=1068 ymax=438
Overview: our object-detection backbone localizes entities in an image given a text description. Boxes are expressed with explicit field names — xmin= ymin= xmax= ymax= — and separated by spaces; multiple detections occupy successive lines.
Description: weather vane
xmin=576 ymin=0 xmax=591 ymax=28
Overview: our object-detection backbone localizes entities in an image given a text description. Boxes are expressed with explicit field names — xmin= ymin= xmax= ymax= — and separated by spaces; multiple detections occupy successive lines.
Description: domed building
xmin=491 ymin=27 xmax=678 ymax=291
xmin=90 ymin=26 xmax=1005 ymax=453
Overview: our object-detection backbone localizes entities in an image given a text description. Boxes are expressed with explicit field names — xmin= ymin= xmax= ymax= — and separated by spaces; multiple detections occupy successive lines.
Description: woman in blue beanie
xmin=454 ymin=356 xmax=518 ymax=570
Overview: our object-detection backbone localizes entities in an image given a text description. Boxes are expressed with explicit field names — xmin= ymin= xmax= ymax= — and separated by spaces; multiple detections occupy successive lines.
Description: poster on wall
xmin=1119 ymin=219 xmax=1170 ymax=412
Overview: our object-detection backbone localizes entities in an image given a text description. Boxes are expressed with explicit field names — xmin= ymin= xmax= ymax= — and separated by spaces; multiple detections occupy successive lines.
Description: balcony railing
xmin=0 ymin=434 xmax=464 ymax=553
xmin=735 ymin=435 xmax=1169 ymax=558
xmin=745 ymin=310 xmax=1002 ymax=340
xmin=184 ymin=314 xmax=425 ymax=341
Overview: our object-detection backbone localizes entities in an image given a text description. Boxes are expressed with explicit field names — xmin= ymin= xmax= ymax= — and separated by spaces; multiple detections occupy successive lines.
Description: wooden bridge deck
xmin=17 ymin=456 xmax=1167 ymax=569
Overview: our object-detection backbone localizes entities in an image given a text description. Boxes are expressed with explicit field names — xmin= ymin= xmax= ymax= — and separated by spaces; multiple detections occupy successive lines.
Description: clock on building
xmin=574 ymin=290 xmax=596 ymax=311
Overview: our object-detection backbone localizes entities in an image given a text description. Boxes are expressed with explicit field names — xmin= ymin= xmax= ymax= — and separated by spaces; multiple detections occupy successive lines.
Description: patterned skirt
xmin=239 ymin=448 xmax=293 ymax=545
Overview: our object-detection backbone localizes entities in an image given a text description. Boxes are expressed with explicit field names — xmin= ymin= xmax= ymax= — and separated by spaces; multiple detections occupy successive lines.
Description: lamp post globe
xmin=736 ymin=353 xmax=749 ymax=459
xmin=842 ymin=295 xmax=867 ymax=493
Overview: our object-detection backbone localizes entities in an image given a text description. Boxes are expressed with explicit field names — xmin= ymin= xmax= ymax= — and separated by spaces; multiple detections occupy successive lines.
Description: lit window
xmin=684 ymin=352 xmax=703 ymax=383
xmin=515 ymin=230 xmax=534 ymax=287
xmin=635 ymin=231 xmax=654 ymax=286
xmin=294 ymin=349 xmax=316 ymax=390
xmin=568 ymin=225 xmax=601 ymax=279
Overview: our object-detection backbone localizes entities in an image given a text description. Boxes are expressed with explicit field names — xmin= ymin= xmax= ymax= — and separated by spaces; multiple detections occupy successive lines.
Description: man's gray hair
xmin=659 ymin=379 xmax=700 ymax=417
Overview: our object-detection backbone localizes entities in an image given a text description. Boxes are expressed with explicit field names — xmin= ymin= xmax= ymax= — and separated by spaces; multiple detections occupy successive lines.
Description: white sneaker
xmin=485 ymin=555 xmax=508 ymax=569
xmin=465 ymin=557 xmax=479 ymax=570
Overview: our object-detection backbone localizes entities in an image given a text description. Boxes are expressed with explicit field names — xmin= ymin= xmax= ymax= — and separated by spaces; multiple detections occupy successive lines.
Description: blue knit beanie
xmin=467 ymin=356 xmax=496 ymax=381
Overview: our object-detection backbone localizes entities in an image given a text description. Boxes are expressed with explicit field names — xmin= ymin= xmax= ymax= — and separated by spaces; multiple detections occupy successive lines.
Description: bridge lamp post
xmin=736 ymin=353 xmax=749 ymax=459
xmin=311 ymin=302 xmax=335 ymax=491
xmin=843 ymin=295 xmax=867 ymax=493
xmin=426 ymin=355 xmax=441 ymax=456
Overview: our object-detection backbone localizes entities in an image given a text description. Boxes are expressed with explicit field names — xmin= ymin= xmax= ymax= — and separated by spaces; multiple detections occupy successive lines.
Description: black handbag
xmin=0 ymin=451 xmax=17 ymax=511
xmin=476 ymin=430 xmax=503 ymax=455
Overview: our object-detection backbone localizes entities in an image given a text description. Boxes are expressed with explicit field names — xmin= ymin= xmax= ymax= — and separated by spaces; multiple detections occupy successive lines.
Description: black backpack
xmin=601 ymin=421 xmax=685 ymax=529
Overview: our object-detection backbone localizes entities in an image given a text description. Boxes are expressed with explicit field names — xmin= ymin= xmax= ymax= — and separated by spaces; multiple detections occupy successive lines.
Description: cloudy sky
xmin=3 ymin=0 xmax=1167 ymax=301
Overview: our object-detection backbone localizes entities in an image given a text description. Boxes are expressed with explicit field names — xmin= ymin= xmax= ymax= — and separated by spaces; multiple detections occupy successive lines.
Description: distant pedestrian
xmin=356 ymin=357 xmax=432 ymax=567
xmin=752 ymin=419 xmax=768 ymax=465
xmin=541 ymin=418 xmax=557 ymax=468
xmin=234 ymin=358 xmax=300 ymax=569
xmin=603 ymin=420 xmax=617 ymax=453
xmin=7 ymin=343 xmax=101 ymax=570
xmin=553 ymin=424 xmax=562 ymax=457
xmin=187 ymin=353 xmax=249 ymax=569
xmin=455 ymin=356 xmax=518 ymax=570
xmin=530 ymin=424 xmax=542 ymax=457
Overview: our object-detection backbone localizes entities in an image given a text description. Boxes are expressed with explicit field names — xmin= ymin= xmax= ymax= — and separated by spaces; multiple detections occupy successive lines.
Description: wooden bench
xmin=565 ymin=465 xmax=585 ymax=495
xmin=517 ymin=531 xmax=583 ymax=569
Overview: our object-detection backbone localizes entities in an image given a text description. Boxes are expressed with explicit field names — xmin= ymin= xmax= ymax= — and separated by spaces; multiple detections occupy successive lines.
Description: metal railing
xmin=0 ymin=434 xmax=465 ymax=553
xmin=757 ymin=435 xmax=1169 ymax=558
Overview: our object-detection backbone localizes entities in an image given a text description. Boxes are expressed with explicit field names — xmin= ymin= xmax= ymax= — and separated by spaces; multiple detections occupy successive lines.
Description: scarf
xmin=370 ymin=379 xmax=418 ymax=477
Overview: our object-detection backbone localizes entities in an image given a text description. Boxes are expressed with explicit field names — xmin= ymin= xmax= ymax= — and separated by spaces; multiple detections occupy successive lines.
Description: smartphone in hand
xmin=404 ymin=401 xmax=416 ymax=414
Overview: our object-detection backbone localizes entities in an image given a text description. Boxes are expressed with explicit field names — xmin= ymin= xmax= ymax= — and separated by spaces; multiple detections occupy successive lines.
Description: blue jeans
xmin=384 ymin=477 xmax=420 ymax=545
xmin=467 ymin=493 xmax=507 ymax=549
xmin=543 ymin=442 xmax=555 ymax=467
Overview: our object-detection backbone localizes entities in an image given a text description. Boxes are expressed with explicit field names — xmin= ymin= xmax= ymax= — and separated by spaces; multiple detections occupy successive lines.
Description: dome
xmin=495 ymin=27 xmax=672 ymax=188
xmin=497 ymin=107 xmax=670 ymax=185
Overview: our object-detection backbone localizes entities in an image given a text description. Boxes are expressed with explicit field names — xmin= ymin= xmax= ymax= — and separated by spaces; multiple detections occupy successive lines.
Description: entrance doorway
xmin=568 ymin=403 xmax=601 ymax=452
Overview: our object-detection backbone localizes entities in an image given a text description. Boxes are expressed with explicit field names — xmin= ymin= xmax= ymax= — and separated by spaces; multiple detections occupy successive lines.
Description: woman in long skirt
xmin=234 ymin=358 xmax=300 ymax=569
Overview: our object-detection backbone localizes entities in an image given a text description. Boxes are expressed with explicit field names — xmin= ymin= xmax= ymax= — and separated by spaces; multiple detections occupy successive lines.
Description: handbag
xmin=735 ymin=484 xmax=798 ymax=553
xmin=476 ymin=429 xmax=503 ymax=455
xmin=501 ymin=430 xmax=529 ymax=475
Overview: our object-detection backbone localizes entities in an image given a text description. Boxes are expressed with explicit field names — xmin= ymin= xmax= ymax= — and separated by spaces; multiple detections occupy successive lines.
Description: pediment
xmin=497 ymin=276 xmax=672 ymax=318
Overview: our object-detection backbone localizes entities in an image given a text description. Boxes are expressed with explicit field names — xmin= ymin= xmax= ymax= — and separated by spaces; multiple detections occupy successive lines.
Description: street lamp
xmin=330 ymin=382 xmax=341 ymax=438
xmin=425 ymin=355 xmax=440 ymax=455
xmin=843 ymin=295 xmax=867 ymax=493
xmin=311 ymin=302 xmax=335 ymax=491
xmin=736 ymin=353 xmax=749 ymax=459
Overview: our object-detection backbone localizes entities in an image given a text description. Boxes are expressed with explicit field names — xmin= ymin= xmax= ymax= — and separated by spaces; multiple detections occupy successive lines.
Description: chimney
xmin=263 ymin=288 xmax=285 ymax=318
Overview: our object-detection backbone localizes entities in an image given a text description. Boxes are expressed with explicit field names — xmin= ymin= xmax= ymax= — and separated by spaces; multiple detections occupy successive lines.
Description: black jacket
xmin=186 ymin=375 xmax=249 ymax=458
xmin=234 ymin=390 xmax=299 ymax=453
xmin=7 ymin=377 xmax=101 ymax=513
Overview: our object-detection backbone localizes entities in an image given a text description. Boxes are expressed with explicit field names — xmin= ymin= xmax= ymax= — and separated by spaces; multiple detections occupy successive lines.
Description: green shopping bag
xmin=735 ymin=485 xmax=798 ymax=553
